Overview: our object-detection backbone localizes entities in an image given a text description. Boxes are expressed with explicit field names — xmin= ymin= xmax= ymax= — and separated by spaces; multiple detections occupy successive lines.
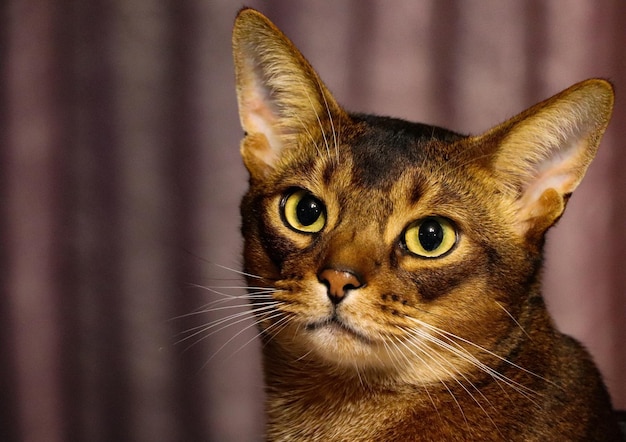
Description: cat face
xmin=240 ymin=112 xmax=534 ymax=381
xmin=233 ymin=8 xmax=613 ymax=383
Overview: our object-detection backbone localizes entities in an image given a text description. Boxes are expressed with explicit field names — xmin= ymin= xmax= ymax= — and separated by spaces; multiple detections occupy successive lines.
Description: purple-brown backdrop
xmin=3 ymin=1 xmax=625 ymax=441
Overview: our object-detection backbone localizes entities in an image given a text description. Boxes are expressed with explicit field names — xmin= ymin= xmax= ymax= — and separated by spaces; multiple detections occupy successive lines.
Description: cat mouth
xmin=306 ymin=316 xmax=372 ymax=344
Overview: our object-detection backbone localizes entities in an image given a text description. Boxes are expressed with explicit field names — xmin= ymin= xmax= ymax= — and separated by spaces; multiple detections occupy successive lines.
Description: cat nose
xmin=318 ymin=269 xmax=363 ymax=304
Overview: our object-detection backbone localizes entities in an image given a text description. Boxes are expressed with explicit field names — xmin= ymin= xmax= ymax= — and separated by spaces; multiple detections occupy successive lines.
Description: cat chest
xmin=264 ymin=379 xmax=547 ymax=442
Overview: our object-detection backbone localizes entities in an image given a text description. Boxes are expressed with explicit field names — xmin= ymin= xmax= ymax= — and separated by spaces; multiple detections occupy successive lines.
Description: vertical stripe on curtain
xmin=4 ymin=2 xmax=69 ymax=441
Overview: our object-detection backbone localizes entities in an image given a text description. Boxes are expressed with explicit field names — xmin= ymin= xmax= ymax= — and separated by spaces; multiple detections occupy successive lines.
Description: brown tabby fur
xmin=232 ymin=8 xmax=621 ymax=441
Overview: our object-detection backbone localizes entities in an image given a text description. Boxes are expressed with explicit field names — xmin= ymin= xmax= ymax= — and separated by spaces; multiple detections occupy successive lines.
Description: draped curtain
xmin=3 ymin=1 xmax=625 ymax=441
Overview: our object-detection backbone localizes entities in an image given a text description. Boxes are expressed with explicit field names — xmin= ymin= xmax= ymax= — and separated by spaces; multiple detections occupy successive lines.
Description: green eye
xmin=404 ymin=217 xmax=457 ymax=258
xmin=282 ymin=189 xmax=326 ymax=233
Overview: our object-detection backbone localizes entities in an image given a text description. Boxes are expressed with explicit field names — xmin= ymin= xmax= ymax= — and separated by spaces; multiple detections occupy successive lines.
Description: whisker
xmin=258 ymin=312 xmax=293 ymax=343
xmin=393 ymin=334 xmax=471 ymax=431
xmin=187 ymin=283 xmax=274 ymax=299
xmin=211 ymin=263 xmax=265 ymax=280
xmin=295 ymin=77 xmax=331 ymax=159
xmin=402 ymin=329 xmax=509 ymax=438
xmin=179 ymin=250 xmax=264 ymax=282
xmin=494 ymin=300 xmax=532 ymax=340
xmin=406 ymin=317 xmax=553 ymax=390
xmin=180 ymin=298 xmax=276 ymax=320
xmin=176 ymin=311 xmax=251 ymax=343
xmin=415 ymin=327 xmax=532 ymax=398
xmin=173 ymin=289 xmax=276 ymax=320
xmin=313 ymin=76 xmax=339 ymax=163
xmin=384 ymin=335 xmax=444 ymax=423
xmin=227 ymin=311 xmax=292 ymax=361
xmin=176 ymin=302 xmax=279 ymax=348
xmin=200 ymin=308 xmax=288 ymax=365
xmin=411 ymin=337 xmax=504 ymax=437
xmin=292 ymin=111 xmax=326 ymax=158
xmin=402 ymin=321 xmax=545 ymax=408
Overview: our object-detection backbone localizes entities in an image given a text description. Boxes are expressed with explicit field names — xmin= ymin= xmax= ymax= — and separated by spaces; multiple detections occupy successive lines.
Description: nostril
xmin=318 ymin=269 xmax=363 ymax=304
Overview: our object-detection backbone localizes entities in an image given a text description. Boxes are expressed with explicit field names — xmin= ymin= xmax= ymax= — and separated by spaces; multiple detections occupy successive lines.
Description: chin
xmin=303 ymin=325 xmax=391 ymax=370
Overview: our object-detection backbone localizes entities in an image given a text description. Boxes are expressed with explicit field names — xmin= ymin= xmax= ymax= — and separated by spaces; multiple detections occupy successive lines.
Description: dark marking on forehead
xmin=409 ymin=174 xmax=427 ymax=204
xmin=375 ymin=196 xmax=395 ymax=231
xmin=347 ymin=113 xmax=466 ymax=189
xmin=322 ymin=159 xmax=336 ymax=186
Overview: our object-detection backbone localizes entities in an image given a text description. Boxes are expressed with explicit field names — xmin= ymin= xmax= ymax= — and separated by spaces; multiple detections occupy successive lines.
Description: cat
xmin=231 ymin=7 xmax=621 ymax=441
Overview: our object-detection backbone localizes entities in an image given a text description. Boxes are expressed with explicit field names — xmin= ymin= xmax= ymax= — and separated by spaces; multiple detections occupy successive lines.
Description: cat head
xmin=232 ymin=8 xmax=613 ymax=381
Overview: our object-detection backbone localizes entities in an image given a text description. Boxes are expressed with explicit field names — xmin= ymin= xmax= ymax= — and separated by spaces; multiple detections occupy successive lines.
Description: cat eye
xmin=281 ymin=189 xmax=326 ymax=233
xmin=403 ymin=217 xmax=457 ymax=258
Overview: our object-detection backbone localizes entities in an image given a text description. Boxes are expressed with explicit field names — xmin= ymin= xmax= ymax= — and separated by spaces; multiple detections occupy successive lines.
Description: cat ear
xmin=479 ymin=79 xmax=614 ymax=238
xmin=232 ymin=8 xmax=344 ymax=179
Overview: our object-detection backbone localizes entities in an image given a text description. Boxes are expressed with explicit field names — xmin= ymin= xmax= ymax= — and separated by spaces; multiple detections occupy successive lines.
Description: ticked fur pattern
xmin=227 ymin=8 xmax=620 ymax=441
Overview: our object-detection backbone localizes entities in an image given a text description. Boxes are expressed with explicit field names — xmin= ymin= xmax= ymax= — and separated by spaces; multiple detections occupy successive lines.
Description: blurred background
xmin=2 ymin=1 xmax=625 ymax=441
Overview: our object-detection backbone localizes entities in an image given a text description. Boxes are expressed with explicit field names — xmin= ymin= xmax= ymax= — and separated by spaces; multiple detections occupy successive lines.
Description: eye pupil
xmin=418 ymin=219 xmax=444 ymax=252
xmin=403 ymin=216 xmax=456 ymax=258
xmin=282 ymin=189 xmax=326 ymax=233
xmin=296 ymin=196 xmax=322 ymax=226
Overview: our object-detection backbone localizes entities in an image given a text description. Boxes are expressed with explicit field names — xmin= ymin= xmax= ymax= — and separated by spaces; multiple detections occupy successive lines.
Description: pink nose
xmin=318 ymin=269 xmax=363 ymax=304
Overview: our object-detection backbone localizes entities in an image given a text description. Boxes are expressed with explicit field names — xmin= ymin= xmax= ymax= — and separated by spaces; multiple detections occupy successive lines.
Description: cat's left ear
xmin=478 ymin=79 xmax=614 ymax=238
xmin=232 ymin=8 xmax=344 ymax=180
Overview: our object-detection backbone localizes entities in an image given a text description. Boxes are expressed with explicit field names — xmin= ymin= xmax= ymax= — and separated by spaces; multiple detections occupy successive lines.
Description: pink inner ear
xmin=246 ymin=103 xmax=282 ymax=159
xmin=513 ymin=138 xmax=588 ymax=234
xmin=520 ymin=139 xmax=586 ymax=207
xmin=240 ymin=78 xmax=285 ymax=169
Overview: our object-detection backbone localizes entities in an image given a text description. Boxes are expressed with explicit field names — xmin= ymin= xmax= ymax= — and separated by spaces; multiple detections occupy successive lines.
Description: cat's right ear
xmin=477 ymin=79 xmax=614 ymax=239
xmin=232 ymin=8 xmax=344 ymax=180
